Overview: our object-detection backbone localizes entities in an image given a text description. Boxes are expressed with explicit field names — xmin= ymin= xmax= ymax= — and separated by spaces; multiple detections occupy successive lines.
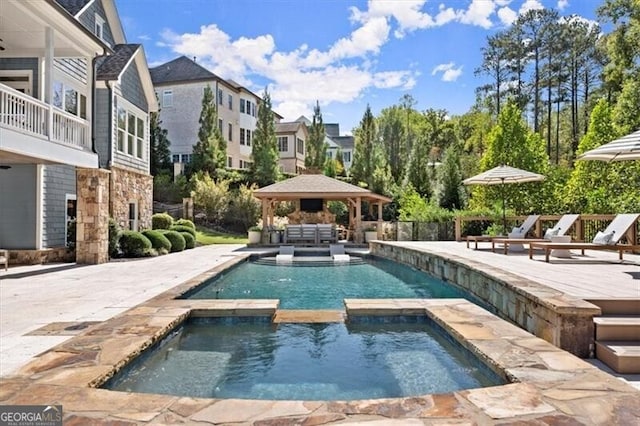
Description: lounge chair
xmin=330 ymin=244 xmax=350 ymax=262
xmin=491 ymin=214 xmax=579 ymax=254
xmin=466 ymin=214 xmax=540 ymax=250
xmin=528 ymin=213 xmax=640 ymax=262
xmin=317 ymin=224 xmax=338 ymax=244
xmin=276 ymin=245 xmax=294 ymax=263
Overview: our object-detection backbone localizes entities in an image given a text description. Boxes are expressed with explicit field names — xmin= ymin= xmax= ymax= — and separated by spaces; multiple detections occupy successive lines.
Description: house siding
xmin=0 ymin=165 xmax=37 ymax=249
xmin=121 ymin=63 xmax=148 ymax=112
xmin=77 ymin=0 xmax=115 ymax=46
xmin=0 ymin=58 xmax=39 ymax=96
xmin=42 ymin=165 xmax=76 ymax=248
xmin=94 ymin=88 xmax=112 ymax=168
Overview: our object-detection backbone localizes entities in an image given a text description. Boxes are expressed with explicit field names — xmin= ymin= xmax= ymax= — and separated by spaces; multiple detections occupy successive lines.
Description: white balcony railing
xmin=0 ymin=83 xmax=91 ymax=151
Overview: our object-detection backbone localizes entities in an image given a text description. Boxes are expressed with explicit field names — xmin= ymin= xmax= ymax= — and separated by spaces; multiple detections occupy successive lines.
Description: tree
xmin=190 ymin=85 xmax=226 ymax=176
xmin=475 ymin=34 xmax=509 ymax=117
xmin=438 ymin=144 xmax=466 ymax=210
xmin=377 ymin=105 xmax=407 ymax=184
xmin=250 ymin=88 xmax=280 ymax=186
xmin=149 ymin=111 xmax=171 ymax=176
xmin=350 ymin=104 xmax=378 ymax=187
xmin=305 ymin=101 xmax=327 ymax=169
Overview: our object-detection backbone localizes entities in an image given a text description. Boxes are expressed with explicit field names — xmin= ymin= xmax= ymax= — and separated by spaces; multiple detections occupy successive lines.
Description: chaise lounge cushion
xmin=593 ymin=231 xmax=615 ymax=245
xmin=543 ymin=228 xmax=560 ymax=239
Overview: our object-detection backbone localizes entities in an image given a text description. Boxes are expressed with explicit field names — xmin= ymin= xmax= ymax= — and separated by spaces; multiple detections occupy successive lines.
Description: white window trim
xmin=115 ymin=96 xmax=147 ymax=160
xmin=0 ymin=70 xmax=33 ymax=95
xmin=162 ymin=89 xmax=173 ymax=108
xmin=95 ymin=14 xmax=105 ymax=41
xmin=64 ymin=193 xmax=77 ymax=246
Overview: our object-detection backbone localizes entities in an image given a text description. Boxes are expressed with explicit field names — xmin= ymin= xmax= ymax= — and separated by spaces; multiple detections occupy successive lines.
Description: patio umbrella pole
xmin=501 ymin=179 xmax=506 ymax=235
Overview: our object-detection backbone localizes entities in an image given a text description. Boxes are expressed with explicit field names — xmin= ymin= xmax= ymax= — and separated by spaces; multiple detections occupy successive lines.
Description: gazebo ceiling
xmin=253 ymin=174 xmax=392 ymax=203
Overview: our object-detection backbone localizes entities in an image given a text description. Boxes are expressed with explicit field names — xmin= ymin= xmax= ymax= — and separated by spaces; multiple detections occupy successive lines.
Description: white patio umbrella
xmin=463 ymin=165 xmax=545 ymax=234
xmin=578 ymin=130 xmax=640 ymax=162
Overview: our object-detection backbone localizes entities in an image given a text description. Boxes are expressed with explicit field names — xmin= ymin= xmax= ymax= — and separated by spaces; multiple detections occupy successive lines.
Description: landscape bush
xmin=161 ymin=230 xmax=186 ymax=252
xmin=180 ymin=231 xmax=196 ymax=249
xmin=109 ymin=218 xmax=121 ymax=257
xmin=118 ymin=231 xmax=152 ymax=257
xmin=174 ymin=218 xmax=195 ymax=230
xmin=170 ymin=224 xmax=196 ymax=237
xmin=223 ymin=184 xmax=260 ymax=232
xmin=152 ymin=213 xmax=174 ymax=230
xmin=142 ymin=230 xmax=172 ymax=254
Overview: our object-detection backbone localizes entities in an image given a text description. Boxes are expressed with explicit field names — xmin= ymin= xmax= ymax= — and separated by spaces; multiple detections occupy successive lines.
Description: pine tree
xmin=149 ymin=111 xmax=171 ymax=176
xmin=305 ymin=101 xmax=327 ymax=169
xmin=438 ymin=144 xmax=466 ymax=210
xmin=351 ymin=104 xmax=377 ymax=187
xmin=190 ymin=85 xmax=226 ymax=176
xmin=250 ymin=88 xmax=280 ymax=186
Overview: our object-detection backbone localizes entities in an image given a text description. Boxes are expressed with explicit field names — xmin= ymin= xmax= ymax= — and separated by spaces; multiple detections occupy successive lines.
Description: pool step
xmin=254 ymin=256 xmax=365 ymax=267
xmin=588 ymin=299 xmax=640 ymax=374
xmin=273 ymin=310 xmax=345 ymax=323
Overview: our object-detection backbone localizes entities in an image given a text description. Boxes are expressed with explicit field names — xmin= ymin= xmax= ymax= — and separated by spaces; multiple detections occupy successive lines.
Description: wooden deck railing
xmin=0 ymin=83 xmax=90 ymax=150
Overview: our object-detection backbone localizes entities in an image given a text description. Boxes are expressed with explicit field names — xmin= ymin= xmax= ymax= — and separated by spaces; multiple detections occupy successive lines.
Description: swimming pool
xmin=183 ymin=257 xmax=467 ymax=309
xmin=105 ymin=316 xmax=503 ymax=400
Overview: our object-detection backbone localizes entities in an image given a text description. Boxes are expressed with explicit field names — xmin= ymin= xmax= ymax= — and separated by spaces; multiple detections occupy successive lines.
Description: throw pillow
xmin=592 ymin=231 xmax=615 ymax=245
xmin=543 ymin=228 xmax=560 ymax=239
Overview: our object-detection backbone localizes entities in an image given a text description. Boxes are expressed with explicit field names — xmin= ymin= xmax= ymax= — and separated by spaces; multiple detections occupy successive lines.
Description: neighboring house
xmin=150 ymin=56 xmax=267 ymax=172
xmin=0 ymin=0 xmax=157 ymax=265
xmin=275 ymin=121 xmax=308 ymax=174
xmin=295 ymin=116 xmax=353 ymax=171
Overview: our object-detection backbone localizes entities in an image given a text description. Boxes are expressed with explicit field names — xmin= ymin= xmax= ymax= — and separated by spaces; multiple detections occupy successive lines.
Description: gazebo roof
xmin=254 ymin=174 xmax=392 ymax=203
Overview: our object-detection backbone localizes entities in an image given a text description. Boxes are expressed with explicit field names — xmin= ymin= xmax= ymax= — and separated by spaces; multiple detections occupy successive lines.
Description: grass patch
xmin=196 ymin=226 xmax=248 ymax=245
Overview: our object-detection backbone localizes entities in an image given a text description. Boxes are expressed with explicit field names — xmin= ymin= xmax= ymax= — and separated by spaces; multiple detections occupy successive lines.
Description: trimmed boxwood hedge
xmin=174 ymin=218 xmax=195 ymax=230
xmin=152 ymin=213 xmax=174 ymax=230
xmin=180 ymin=231 xmax=196 ymax=249
xmin=161 ymin=230 xmax=186 ymax=252
xmin=170 ymin=224 xmax=196 ymax=237
xmin=142 ymin=230 xmax=172 ymax=254
xmin=119 ymin=231 xmax=152 ymax=257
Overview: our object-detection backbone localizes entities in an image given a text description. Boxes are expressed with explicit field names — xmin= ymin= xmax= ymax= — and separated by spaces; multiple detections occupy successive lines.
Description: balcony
xmin=0 ymin=83 xmax=97 ymax=168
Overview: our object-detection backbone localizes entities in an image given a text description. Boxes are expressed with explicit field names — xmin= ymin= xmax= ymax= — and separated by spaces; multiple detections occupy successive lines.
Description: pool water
xmin=106 ymin=317 xmax=502 ymax=400
xmin=184 ymin=257 xmax=466 ymax=309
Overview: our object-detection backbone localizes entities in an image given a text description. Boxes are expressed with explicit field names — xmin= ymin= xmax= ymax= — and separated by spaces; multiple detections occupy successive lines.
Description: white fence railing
xmin=0 ymin=83 xmax=91 ymax=150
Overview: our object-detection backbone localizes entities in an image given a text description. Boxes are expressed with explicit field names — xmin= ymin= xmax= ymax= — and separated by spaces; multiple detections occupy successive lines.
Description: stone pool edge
xmin=0 ymin=256 xmax=638 ymax=424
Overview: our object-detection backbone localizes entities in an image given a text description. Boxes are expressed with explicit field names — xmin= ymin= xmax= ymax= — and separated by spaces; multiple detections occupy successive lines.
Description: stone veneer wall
xmin=109 ymin=165 xmax=153 ymax=231
xmin=76 ymin=168 xmax=110 ymax=264
xmin=7 ymin=248 xmax=74 ymax=265
xmin=370 ymin=242 xmax=600 ymax=358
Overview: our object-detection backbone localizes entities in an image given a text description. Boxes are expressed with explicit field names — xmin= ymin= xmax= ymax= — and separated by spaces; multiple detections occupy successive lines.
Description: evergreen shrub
xmin=174 ymin=218 xmax=195 ymax=230
xmin=142 ymin=230 xmax=172 ymax=254
xmin=161 ymin=230 xmax=186 ymax=252
xmin=180 ymin=231 xmax=196 ymax=249
xmin=119 ymin=231 xmax=152 ymax=257
xmin=152 ymin=213 xmax=174 ymax=230
xmin=170 ymin=224 xmax=196 ymax=237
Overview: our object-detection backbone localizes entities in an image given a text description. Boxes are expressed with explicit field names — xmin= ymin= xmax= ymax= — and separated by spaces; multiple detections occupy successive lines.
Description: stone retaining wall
xmin=371 ymin=242 xmax=601 ymax=357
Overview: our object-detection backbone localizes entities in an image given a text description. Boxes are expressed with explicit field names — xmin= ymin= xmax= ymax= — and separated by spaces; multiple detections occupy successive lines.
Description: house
xmin=275 ymin=121 xmax=308 ymax=174
xmin=0 ymin=0 xmax=157 ymax=265
xmin=150 ymin=56 xmax=268 ymax=172
xmin=295 ymin=116 xmax=353 ymax=171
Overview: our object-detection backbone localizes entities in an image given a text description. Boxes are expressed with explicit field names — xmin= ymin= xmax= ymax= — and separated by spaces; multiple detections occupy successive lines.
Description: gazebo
xmin=253 ymin=174 xmax=392 ymax=243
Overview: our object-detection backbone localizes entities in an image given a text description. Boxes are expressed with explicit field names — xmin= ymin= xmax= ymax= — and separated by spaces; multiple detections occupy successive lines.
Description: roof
xmin=55 ymin=0 xmax=92 ymax=16
xmin=150 ymin=56 xmax=217 ymax=84
xmin=254 ymin=174 xmax=391 ymax=202
xmin=96 ymin=44 xmax=139 ymax=80
xmin=331 ymin=135 xmax=355 ymax=150
xmin=275 ymin=122 xmax=304 ymax=133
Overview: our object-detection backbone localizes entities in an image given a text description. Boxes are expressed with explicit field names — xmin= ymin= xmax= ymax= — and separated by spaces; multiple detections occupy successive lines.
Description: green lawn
xmin=195 ymin=226 xmax=248 ymax=245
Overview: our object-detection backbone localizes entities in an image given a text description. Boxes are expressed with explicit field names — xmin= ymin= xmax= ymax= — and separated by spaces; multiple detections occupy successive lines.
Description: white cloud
xmin=137 ymin=34 xmax=151 ymax=41
xmin=557 ymin=0 xmax=569 ymax=10
xmin=458 ymin=0 xmax=497 ymax=29
xmin=497 ymin=7 xmax=518 ymax=26
xmin=431 ymin=62 xmax=463 ymax=82
xmin=519 ymin=0 xmax=545 ymax=14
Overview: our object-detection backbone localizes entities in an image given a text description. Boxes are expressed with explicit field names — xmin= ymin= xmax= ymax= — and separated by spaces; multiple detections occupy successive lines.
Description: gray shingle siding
xmin=0 ymin=58 xmax=39 ymax=97
xmin=42 ymin=165 xmax=76 ymax=248
xmin=77 ymin=0 xmax=115 ymax=46
xmin=0 ymin=165 xmax=37 ymax=249
xmin=94 ymin=88 xmax=112 ymax=168
xmin=121 ymin=64 xmax=148 ymax=112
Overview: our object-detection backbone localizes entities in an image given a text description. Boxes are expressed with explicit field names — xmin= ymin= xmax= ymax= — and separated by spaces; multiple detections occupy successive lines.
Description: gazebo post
xmin=355 ymin=196 xmax=362 ymax=243
xmin=377 ymin=201 xmax=383 ymax=239
xmin=261 ymin=198 xmax=268 ymax=234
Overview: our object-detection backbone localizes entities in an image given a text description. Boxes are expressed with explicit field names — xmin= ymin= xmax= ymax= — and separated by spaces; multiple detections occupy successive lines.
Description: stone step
xmin=595 ymin=341 xmax=640 ymax=374
xmin=593 ymin=316 xmax=640 ymax=341
xmin=273 ymin=309 xmax=345 ymax=323
xmin=586 ymin=298 xmax=640 ymax=316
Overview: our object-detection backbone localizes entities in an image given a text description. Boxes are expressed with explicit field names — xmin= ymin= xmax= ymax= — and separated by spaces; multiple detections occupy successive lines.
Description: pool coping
xmin=0 ymin=256 xmax=638 ymax=424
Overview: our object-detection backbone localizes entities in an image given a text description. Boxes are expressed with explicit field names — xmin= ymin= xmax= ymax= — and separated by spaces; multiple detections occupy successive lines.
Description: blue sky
xmin=116 ymin=0 xmax=600 ymax=134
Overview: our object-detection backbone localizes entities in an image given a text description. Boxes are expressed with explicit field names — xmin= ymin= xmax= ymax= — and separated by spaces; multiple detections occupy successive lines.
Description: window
xmin=240 ymin=128 xmax=245 ymax=145
xmin=162 ymin=89 xmax=173 ymax=107
xmin=278 ymin=136 xmax=288 ymax=152
xmin=240 ymin=99 xmax=246 ymax=113
xmin=217 ymin=89 xmax=223 ymax=105
xmin=181 ymin=154 xmax=192 ymax=163
xmin=116 ymin=103 xmax=146 ymax=158
xmin=343 ymin=151 xmax=351 ymax=162
xmin=252 ymin=102 xmax=256 ymax=117
xmin=53 ymin=81 xmax=87 ymax=119
xmin=218 ymin=118 xmax=223 ymax=130
xmin=227 ymin=156 xmax=233 ymax=167
xmin=297 ymin=138 xmax=304 ymax=155
xmin=172 ymin=154 xmax=180 ymax=163
xmin=128 ymin=202 xmax=138 ymax=231
xmin=246 ymin=129 xmax=251 ymax=146
xmin=228 ymin=123 xmax=233 ymax=142
xmin=95 ymin=15 xmax=105 ymax=41
xmin=65 ymin=194 xmax=77 ymax=247
xmin=228 ymin=94 xmax=233 ymax=110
